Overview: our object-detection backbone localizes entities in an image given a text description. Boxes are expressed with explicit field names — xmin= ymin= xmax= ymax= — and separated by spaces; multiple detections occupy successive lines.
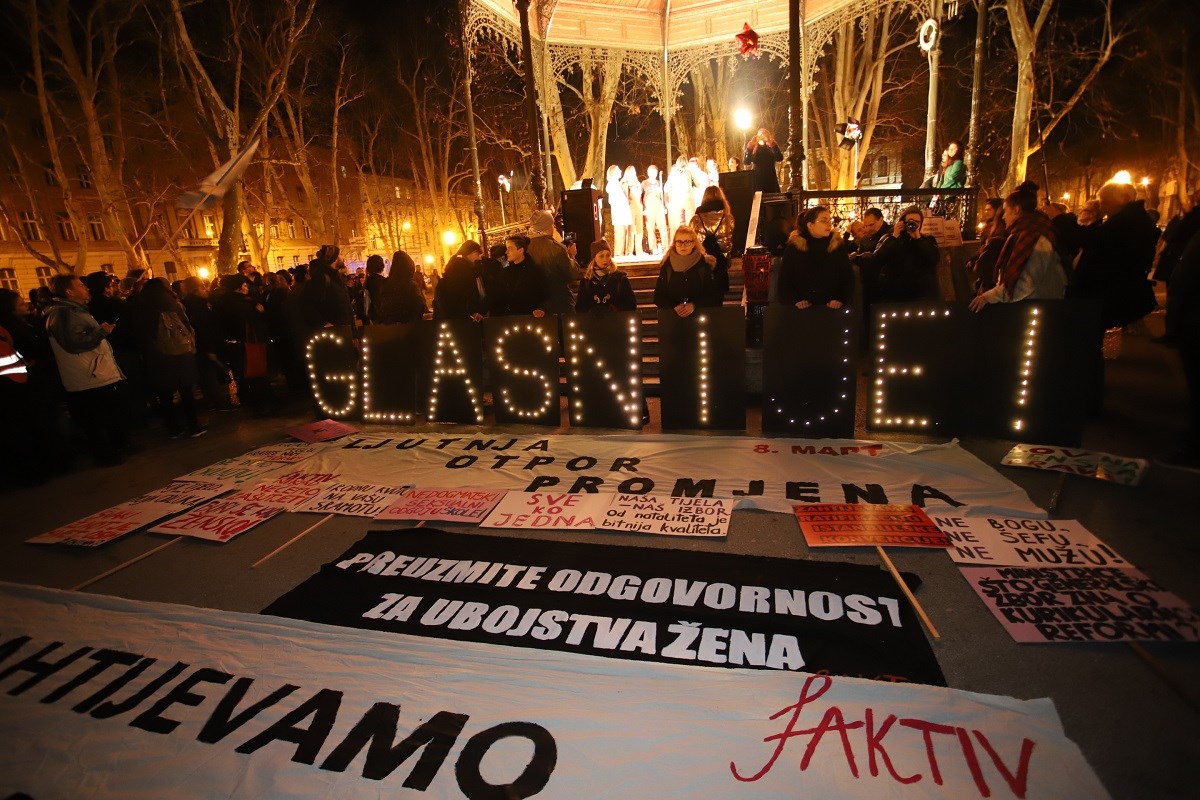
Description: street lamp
xmin=733 ymin=107 xmax=753 ymax=134
xmin=497 ymin=173 xmax=512 ymax=226
xmin=1111 ymin=170 xmax=1132 ymax=185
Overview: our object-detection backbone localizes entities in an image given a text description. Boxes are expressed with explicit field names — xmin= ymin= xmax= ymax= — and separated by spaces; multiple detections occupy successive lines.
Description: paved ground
xmin=1 ymin=305 xmax=1196 ymax=799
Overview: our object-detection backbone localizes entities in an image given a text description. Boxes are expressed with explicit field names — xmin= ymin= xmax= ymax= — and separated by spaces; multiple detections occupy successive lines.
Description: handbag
xmin=243 ymin=341 xmax=269 ymax=379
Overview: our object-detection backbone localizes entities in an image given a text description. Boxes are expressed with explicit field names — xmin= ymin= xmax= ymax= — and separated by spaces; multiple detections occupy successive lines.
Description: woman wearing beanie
xmin=575 ymin=240 xmax=636 ymax=313
xmin=653 ymin=227 xmax=720 ymax=317
xmin=776 ymin=205 xmax=854 ymax=309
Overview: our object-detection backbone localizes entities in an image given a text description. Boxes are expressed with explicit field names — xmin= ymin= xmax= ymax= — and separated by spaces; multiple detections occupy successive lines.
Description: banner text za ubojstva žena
xmin=304 ymin=301 xmax=1100 ymax=443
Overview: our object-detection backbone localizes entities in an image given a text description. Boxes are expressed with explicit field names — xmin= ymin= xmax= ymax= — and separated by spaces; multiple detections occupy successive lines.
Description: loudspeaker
xmin=756 ymin=194 xmax=796 ymax=255
xmin=560 ymin=188 xmax=602 ymax=251
xmin=719 ymin=170 xmax=754 ymax=257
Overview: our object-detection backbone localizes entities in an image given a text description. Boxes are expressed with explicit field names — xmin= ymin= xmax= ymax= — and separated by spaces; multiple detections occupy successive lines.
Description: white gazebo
xmin=461 ymin=0 xmax=949 ymax=216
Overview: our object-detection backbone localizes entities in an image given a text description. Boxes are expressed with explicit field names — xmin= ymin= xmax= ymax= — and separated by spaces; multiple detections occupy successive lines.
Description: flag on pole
xmin=175 ymin=137 xmax=261 ymax=210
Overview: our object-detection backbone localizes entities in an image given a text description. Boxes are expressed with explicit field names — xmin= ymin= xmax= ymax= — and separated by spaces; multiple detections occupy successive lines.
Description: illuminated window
xmin=35 ymin=266 xmax=53 ymax=288
xmin=0 ymin=268 xmax=19 ymax=292
xmin=87 ymin=213 xmax=106 ymax=241
xmin=19 ymin=212 xmax=41 ymax=241
xmin=56 ymin=212 xmax=76 ymax=242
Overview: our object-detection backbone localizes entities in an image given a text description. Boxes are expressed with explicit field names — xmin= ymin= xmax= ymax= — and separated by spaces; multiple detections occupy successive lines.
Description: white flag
xmin=175 ymin=137 xmax=261 ymax=209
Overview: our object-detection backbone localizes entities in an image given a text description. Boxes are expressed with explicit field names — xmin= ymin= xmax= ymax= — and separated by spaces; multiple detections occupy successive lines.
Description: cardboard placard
xmin=794 ymin=503 xmax=951 ymax=548
xmin=175 ymin=457 xmax=285 ymax=488
xmin=232 ymin=471 xmax=341 ymax=509
xmin=294 ymin=482 xmax=411 ymax=517
xmin=26 ymin=501 xmax=180 ymax=547
xmin=599 ymin=494 xmax=733 ymax=537
xmin=284 ymin=418 xmax=359 ymax=443
xmin=242 ymin=442 xmax=329 ymax=463
xmin=933 ymin=515 xmax=1128 ymax=567
xmin=374 ymin=487 xmax=506 ymax=524
xmin=480 ymin=491 xmax=610 ymax=530
xmin=148 ymin=498 xmax=285 ymax=542
xmin=125 ymin=480 xmax=230 ymax=511
xmin=1001 ymin=444 xmax=1147 ymax=486
xmin=961 ymin=566 xmax=1200 ymax=643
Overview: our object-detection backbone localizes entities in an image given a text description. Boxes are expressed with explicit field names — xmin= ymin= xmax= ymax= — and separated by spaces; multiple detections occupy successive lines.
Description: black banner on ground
xmin=563 ymin=312 xmax=644 ymax=429
xmin=424 ymin=319 xmax=486 ymax=424
xmin=484 ymin=316 xmax=563 ymax=426
xmin=263 ymin=530 xmax=945 ymax=685
xmin=762 ymin=305 xmax=858 ymax=437
xmin=658 ymin=306 xmax=746 ymax=430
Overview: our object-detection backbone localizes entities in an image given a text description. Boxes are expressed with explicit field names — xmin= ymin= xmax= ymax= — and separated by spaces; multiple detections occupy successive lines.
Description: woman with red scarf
xmin=970 ymin=182 xmax=1067 ymax=312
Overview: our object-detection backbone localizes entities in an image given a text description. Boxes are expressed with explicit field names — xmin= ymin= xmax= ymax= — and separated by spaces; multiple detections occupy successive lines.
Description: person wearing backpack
xmin=126 ymin=278 xmax=205 ymax=439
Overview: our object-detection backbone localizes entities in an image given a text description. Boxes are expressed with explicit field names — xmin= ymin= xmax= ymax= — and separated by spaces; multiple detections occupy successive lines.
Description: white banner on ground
xmin=933 ymin=515 xmax=1129 ymax=568
xmin=295 ymin=482 xmax=411 ymax=517
xmin=599 ymin=494 xmax=733 ymax=537
xmin=175 ymin=457 xmax=287 ymax=488
xmin=287 ymin=433 xmax=1041 ymax=517
xmin=0 ymin=582 xmax=1107 ymax=799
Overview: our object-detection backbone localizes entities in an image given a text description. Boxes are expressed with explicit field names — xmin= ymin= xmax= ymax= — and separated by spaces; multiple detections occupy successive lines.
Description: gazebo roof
xmin=474 ymin=0 xmax=865 ymax=51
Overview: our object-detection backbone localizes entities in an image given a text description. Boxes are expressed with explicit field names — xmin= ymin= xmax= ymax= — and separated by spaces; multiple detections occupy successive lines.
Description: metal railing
xmin=790 ymin=187 xmax=980 ymax=240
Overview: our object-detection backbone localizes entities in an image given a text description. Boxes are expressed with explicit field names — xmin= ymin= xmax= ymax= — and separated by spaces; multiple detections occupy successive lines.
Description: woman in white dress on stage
xmin=606 ymin=164 xmax=633 ymax=256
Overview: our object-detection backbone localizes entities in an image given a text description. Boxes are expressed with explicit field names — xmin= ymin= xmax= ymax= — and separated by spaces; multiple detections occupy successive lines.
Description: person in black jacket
xmin=435 ymin=241 xmax=486 ymax=321
xmin=180 ymin=276 xmax=232 ymax=411
xmin=363 ymin=254 xmax=387 ymax=323
xmin=295 ymin=244 xmax=354 ymax=337
xmin=654 ymin=227 xmax=720 ymax=317
xmin=0 ymin=288 xmax=64 ymax=483
xmin=857 ymin=205 xmax=940 ymax=307
xmin=124 ymin=278 xmax=204 ymax=438
xmin=496 ymin=235 xmax=548 ymax=317
xmin=1070 ymin=181 xmax=1159 ymax=330
xmin=375 ymin=250 xmax=428 ymax=324
xmin=575 ymin=240 xmax=637 ymax=313
xmin=213 ymin=274 xmax=274 ymax=416
xmin=776 ymin=206 xmax=854 ymax=309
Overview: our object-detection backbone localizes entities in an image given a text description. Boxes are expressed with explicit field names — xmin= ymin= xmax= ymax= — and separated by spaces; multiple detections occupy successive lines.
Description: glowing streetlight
xmin=423 ymin=254 xmax=434 ymax=265
xmin=402 ymin=220 xmax=412 ymax=232
xmin=1140 ymin=176 xmax=1150 ymax=188
xmin=442 ymin=229 xmax=460 ymax=247
xmin=497 ymin=173 xmax=512 ymax=226
xmin=1111 ymin=170 xmax=1132 ymax=185
xmin=197 ymin=266 xmax=211 ymax=280
xmin=1062 ymin=192 xmax=1070 ymax=201
xmin=733 ymin=106 xmax=753 ymax=133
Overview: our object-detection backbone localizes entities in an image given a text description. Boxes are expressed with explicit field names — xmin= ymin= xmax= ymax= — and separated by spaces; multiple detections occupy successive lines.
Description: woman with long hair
xmin=435 ymin=240 xmax=487 ymax=321
xmin=776 ymin=206 xmax=854 ymax=310
xmin=654 ymin=226 xmax=720 ymax=318
xmin=689 ymin=184 xmax=735 ymax=296
xmin=575 ymin=240 xmax=636 ymax=313
xmin=970 ymin=182 xmax=1065 ymax=311
xmin=606 ymin=164 xmax=633 ymax=256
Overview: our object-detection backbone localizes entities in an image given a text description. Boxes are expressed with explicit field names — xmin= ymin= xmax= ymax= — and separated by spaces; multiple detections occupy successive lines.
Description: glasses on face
xmin=674 ymin=238 xmax=695 ymax=245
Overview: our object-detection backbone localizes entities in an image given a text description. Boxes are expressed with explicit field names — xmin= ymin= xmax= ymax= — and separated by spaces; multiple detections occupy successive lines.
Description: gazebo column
xmin=515 ymin=0 xmax=547 ymax=209
xmin=786 ymin=0 xmax=805 ymax=192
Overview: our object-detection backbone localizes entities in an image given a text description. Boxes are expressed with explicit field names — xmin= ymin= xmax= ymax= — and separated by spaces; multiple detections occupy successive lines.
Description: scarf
xmin=995 ymin=210 xmax=1056 ymax=291
xmin=668 ymin=248 xmax=703 ymax=273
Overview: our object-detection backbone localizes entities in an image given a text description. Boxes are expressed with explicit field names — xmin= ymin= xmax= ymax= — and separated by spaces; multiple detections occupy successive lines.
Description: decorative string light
xmin=493 ymin=322 xmax=557 ymax=420
xmin=697 ymin=314 xmax=709 ymax=425
xmin=564 ymin=316 xmax=642 ymax=427
xmin=768 ymin=307 xmax=853 ymax=429
xmin=871 ymin=308 xmax=944 ymax=429
xmin=1012 ymin=305 xmax=1040 ymax=432
xmin=428 ymin=323 xmax=484 ymax=423
xmin=361 ymin=336 xmax=414 ymax=423
xmin=305 ymin=331 xmax=357 ymax=418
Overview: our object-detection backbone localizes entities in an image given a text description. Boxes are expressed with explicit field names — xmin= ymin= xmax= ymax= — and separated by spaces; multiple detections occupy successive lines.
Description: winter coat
xmin=1071 ymin=200 xmax=1160 ymax=328
xmin=434 ymin=256 xmax=486 ymax=320
xmin=295 ymin=263 xmax=354 ymax=333
xmin=744 ymin=140 xmax=783 ymax=194
xmin=123 ymin=285 xmax=199 ymax=389
xmin=777 ymin=230 xmax=855 ymax=307
xmin=527 ymin=234 xmax=581 ymax=315
xmin=654 ymin=252 xmax=721 ymax=309
xmin=575 ymin=270 xmax=636 ymax=313
xmin=494 ymin=258 xmax=548 ymax=316
xmin=859 ymin=231 xmax=941 ymax=302
xmin=44 ymin=297 xmax=123 ymax=392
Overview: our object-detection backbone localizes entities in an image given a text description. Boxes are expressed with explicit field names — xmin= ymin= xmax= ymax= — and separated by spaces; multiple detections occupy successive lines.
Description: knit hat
xmin=529 ymin=209 xmax=556 ymax=236
xmin=589 ymin=239 xmax=612 ymax=259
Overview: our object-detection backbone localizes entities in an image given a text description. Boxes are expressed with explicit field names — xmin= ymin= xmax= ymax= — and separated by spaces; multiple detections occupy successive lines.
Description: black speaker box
xmin=560 ymin=188 xmax=603 ymax=251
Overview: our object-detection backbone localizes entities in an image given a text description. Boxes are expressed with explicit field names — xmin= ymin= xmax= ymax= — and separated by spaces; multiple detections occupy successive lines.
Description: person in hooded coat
xmin=776 ymin=206 xmax=854 ymax=309
xmin=435 ymin=241 xmax=487 ymax=321
xmin=375 ymin=250 xmax=428 ymax=324
xmin=124 ymin=277 xmax=205 ymax=438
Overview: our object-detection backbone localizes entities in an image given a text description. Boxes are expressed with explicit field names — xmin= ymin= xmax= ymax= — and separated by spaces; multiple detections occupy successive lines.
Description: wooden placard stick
xmin=251 ymin=514 xmax=334 ymax=569
xmin=876 ymin=545 xmax=940 ymax=640
xmin=71 ymin=538 xmax=182 ymax=591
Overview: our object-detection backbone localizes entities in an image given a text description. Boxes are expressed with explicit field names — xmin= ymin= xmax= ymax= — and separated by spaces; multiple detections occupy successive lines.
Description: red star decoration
xmin=735 ymin=23 xmax=759 ymax=58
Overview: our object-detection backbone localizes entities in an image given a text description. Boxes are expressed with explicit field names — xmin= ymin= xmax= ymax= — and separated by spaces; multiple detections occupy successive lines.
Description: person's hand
xmin=100 ymin=322 xmax=115 ymax=334
xmin=469 ymin=312 xmax=483 ymax=322
xmin=827 ymin=300 xmax=843 ymax=309
xmin=969 ymin=294 xmax=988 ymax=313
xmin=893 ymin=221 xmax=905 ymax=239
xmin=795 ymin=300 xmax=811 ymax=309
xmin=675 ymin=301 xmax=694 ymax=318
xmin=532 ymin=309 xmax=545 ymax=318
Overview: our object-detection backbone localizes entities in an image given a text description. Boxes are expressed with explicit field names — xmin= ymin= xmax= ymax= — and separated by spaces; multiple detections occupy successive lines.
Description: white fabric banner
xmin=290 ymin=433 xmax=1043 ymax=517
xmin=0 ymin=582 xmax=1106 ymax=799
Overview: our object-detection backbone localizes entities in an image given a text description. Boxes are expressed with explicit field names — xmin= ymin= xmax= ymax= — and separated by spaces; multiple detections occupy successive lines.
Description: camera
xmin=903 ymin=219 xmax=921 ymax=234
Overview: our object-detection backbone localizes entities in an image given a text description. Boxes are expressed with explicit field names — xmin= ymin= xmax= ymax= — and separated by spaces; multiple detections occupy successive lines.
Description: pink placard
xmin=374 ymin=487 xmax=506 ymax=524
xmin=962 ymin=565 xmax=1200 ymax=643
xmin=285 ymin=418 xmax=359 ymax=443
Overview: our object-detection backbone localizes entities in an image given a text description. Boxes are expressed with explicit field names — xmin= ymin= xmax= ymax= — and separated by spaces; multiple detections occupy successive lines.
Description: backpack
xmin=156 ymin=310 xmax=196 ymax=356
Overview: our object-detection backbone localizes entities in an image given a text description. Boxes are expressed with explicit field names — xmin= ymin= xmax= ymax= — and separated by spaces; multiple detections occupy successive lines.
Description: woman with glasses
xmin=653 ymin=228 xmax=720 ymax=318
